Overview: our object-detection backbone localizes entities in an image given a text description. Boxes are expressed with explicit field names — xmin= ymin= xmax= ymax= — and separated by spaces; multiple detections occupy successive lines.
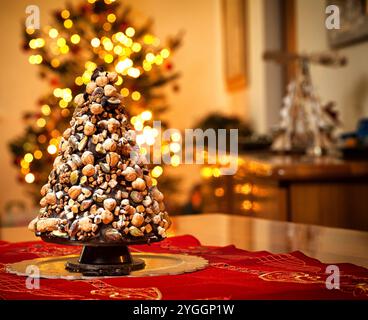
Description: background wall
xmin=296 ymin=0 xmax=368 ymax=131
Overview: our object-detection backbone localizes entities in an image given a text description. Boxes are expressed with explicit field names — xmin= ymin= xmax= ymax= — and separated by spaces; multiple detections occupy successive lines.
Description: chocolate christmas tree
xmin=28 ymin=67 xmax=171 ymax=244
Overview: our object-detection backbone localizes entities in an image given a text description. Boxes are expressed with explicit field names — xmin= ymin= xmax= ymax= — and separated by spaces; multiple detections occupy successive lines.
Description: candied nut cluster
xmin=28 ymin=67 xmax=171 ymax=243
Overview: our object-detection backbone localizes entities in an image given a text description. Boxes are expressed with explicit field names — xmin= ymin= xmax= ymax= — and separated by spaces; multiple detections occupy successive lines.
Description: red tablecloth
xmin=0 ymin=235 xmax=367 ymax=300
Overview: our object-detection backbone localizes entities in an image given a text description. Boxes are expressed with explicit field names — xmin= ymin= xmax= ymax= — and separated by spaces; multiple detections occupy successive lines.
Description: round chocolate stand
xmin=41 ymin=234 xmax=160 ymax=276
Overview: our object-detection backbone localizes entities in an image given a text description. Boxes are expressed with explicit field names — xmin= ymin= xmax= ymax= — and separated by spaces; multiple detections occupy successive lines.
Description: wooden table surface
xmin=1 ymin=213 xmax=368 ymax=268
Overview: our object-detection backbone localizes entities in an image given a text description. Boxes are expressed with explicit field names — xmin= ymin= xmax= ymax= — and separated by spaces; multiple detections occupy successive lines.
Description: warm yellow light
xmin=50 ymin=138 xmax=59 ymax=145
xmin=171 ymin=155 xmax=180 ymax=167
xmin=91 ymin=37 xmax=100 ymax=47
xmin=171 ymin=132 xmax=181 ymax=142
xmin=24 ymin=153 xmax=34 ymax=163
xmin=21 ymin=168 xmax=30 ymax=175
xmin=155 ymin=55 xmax=164 ymax=65
xmin=170 ymin=142 xmax=181 ymax=153
xmin=61 ymin=9 xmax=70 ymax=19
xmin=131 ymin=91 xmax=141 ymax=101
xmin=57 ymin=38 xmax=66 ymax=47
xmin=53 ymin=88 xmax=62 ymax=97
xmin=104 ymin=53 xmax=114 ymax=64
xmin=151 ymin=166 xmax=163 ymax=178
xmin=26 ymin=27 xmax=35 ymax=35
xmin=136 ymin=134 xmax=145 ymax=145
xmin=36 ymin=118 xmax=46 ymax=128
xmin=146 ymin=135 xmax=155 ymax=146
xmin=113 ymin=45 xmax=123 ymax=55
xmin=51 ymin=58 xmax=60 ymax=68
xmin=20 ymin=159 xmax=29 ymax=169
xmin=60 ymin=45 xmax=69 ymax=54
xmin=34 ymin=150 xmax=43 ymax=159
xmin=25 ymin=173 xmax=35 ymax=184
xmin=87 ymin=0 xmax=96 ymax=3
xmin=107 ymin=13 xmax=116 ymax=23
xmin=59 ymin=99 xmax=68 ymax=108
xmin=103 ymin=22 xmax=111 ymax=31
xmin=120 ymin=88 xmax=129 ymax=97
xmin=143 ymin=34 xmax=154 ymax=45
xmin=134 ymin=121 xmax=144 ymax=131
xmin=115 ymin=76 xmax=123 ymax=85
xmin=70 ymin=34 xmax=80 ymax=44
xmin=132 ymin=42 xmax=142 ymax=52
xmin=103 ymin=40 xmax=113 ymax=51
xmin=127 ymin=67 xmax=140 ymax=78
xmin=115 ymin=58 xmax=133 ymax=73
xmin=49 ymin=28 xmax=58 ymax=38
xmin=160 ymin=48 xmax=170 ymax=58
xmin=41 ymin=104 xmax=51 ymax=116
xmin=47 ymin=145 xmax=58 ymax=155
xmin=146 ymin=53 xmax=155 ymax=63
xmin=242 ymin=200 xmax=253 ymax=211
xmin=201 ymin=167 xmax=212 ymax=178
xmin=75 ymin=76 xmax=83 ymax=86
xmin=143 ymin=61 xmax=152 ymax=71
xmin=64 ymin=19 xmax=73 ymax=29
xmin=29 ymin=55 xmax=43 ymax=64
xmin=125 ymin=27 xmax=135 ymax=37
xmin=215 ymin=187 xmax=225 ymax=197
xmin=141 ymin=111 xmax=152 ymax=121
xmin=162 ymin=145 xmax=170 ymax=154
xmin=213 ymin=168 xmax=221 ymax=177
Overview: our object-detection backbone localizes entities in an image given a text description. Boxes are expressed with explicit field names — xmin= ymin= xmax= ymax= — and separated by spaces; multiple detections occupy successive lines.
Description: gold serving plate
xmin=6 ymin=252 xmax=208 ymax=279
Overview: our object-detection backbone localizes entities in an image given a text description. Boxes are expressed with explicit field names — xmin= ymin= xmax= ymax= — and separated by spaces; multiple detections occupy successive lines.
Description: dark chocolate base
xmin=65 ymin=245 xmax=145 ymax=276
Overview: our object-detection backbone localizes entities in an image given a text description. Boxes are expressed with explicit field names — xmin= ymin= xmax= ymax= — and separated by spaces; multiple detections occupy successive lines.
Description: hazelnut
xmin=151 ymin=187 xmax=164 ymax=202
xmin=131 ymin=213 xmax=144 ymax=227
xmin=74 ymin=93 xmax=85 ymax=107
xmin=122 ymin=167 xmax=137 ymax=181
xmin=79 ymin=217 xmax=93 ymax=232
xmin=63 ymin=128 xmax=72 ymax=139
xmin=106 ymin=152 xmax=120 ymax=167
xmin=86 ymin=82 xmax=97 ymax=94
xmin=132 ymin=178 xmax=146 ymax=191
xmin=90 ymin=103 xmax=103 ymax=115
xmin=101 ymin=210 xmax=114 ymax=224
xmin=95 ymin=76 xmax=108 ymax=87
xmin=45 ymin=192 xmax=57 ymax=205
xmin=103 ymin=138 xmax=117 ymax=151
xmin=28 ymin=217 xmax=38 ymax=232
xmin=107 ymin=118 xmax=120 ymax=133
xmin=68 ymin=186 xmax=82 ymax=199
xmin=81 ymin=151 xmax=94 ymax=165
xmin=108 ymin=72 xmax=118 ymax=83
xmin=82 ymin=164 xmax=95 ymax=176
xmin=104 ymin=84 xmax=117 ymax=97
xmin=145 ymin=224 xmax=153 ymax=233
xmin=36 ymin=218 xmax=59 ymax=232
xmin=40 ymin=184 xmax=49 ymax=197
xmin=84 ymin=121 xmax=96 ymax=136
xmin=104 ymin=198 xmax=117 ymax=211
xmin=129 ymin=226 xmax=144 ymax=237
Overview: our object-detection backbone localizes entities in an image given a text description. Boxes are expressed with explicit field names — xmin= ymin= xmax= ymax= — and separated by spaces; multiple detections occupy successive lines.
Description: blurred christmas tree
xmin=9 ymin=0 xmax=182 ymax=203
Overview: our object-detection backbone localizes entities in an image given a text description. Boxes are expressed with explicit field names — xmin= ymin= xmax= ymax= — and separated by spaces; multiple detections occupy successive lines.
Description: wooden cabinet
xmin=201 ymin=153 xmax=368 ymax=231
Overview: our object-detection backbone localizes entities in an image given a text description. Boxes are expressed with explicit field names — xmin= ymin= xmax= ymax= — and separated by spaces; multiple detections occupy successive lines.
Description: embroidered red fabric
xmin=0 ymin=235 xmax=367 ymax=300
